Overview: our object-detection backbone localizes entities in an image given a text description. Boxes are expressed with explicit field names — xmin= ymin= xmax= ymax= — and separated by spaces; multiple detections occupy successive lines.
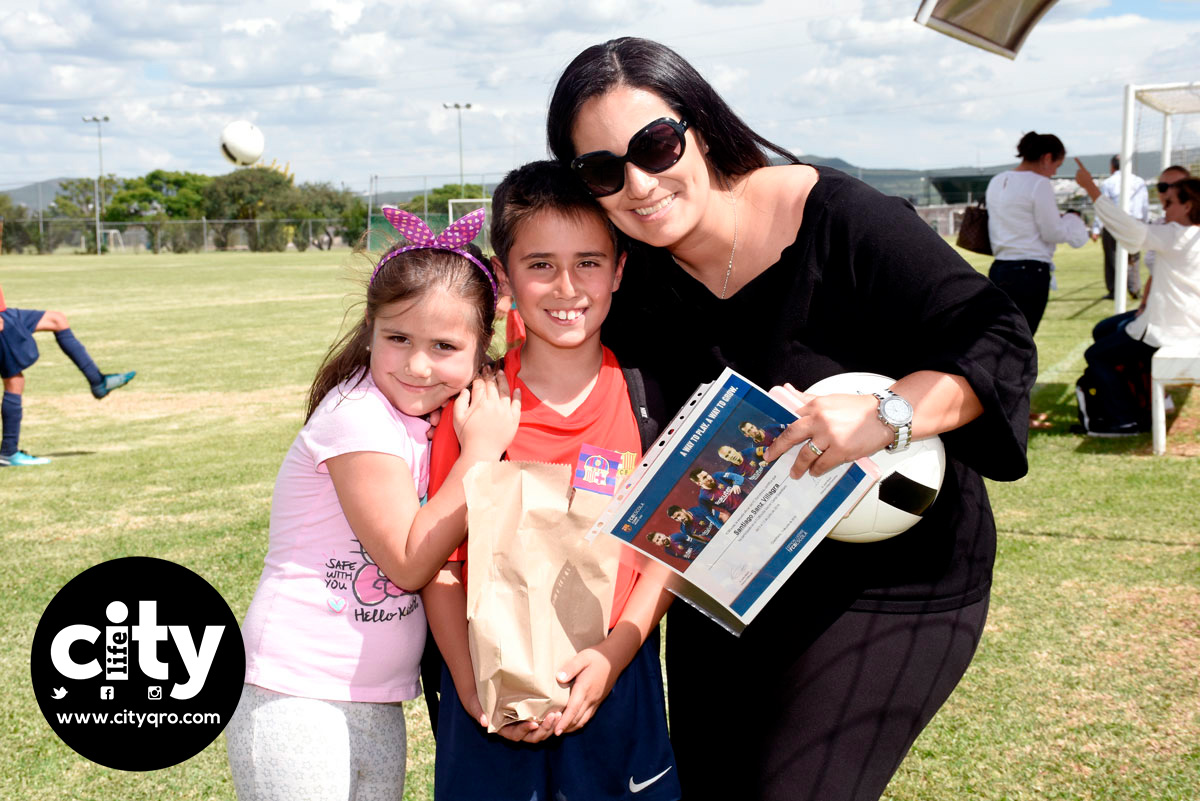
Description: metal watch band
xmin=874 ymin=390 xmax=913 ymax=453
xmin=889 ymin=422 xmax=912 ymax=452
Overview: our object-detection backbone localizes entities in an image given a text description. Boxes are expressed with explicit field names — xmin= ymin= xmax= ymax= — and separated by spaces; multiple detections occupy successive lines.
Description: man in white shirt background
xmin=1092 ymin=155 xmax=1149 ymax=300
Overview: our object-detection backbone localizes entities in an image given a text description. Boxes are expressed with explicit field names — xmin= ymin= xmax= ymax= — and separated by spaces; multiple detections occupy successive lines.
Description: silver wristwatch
xmin=873 ymin=390 xmax=913 ymax=452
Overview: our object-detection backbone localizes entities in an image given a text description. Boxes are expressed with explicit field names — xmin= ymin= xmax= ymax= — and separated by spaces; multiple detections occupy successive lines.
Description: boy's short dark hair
xmin=489 ymin=160 xmax=622 ymax=266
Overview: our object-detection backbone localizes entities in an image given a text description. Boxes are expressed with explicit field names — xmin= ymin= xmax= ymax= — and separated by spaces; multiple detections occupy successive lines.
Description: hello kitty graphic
xmin=350 ymin=541 xmax=409 ymax=606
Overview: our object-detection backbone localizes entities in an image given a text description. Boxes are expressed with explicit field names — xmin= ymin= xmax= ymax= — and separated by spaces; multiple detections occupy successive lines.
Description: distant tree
xmin=201 ymin=167 xmax=298 ymax=252
xmin=47 ymin=175 xmax=122 ymax=219
xmin=401 ymin=183 xmax=485 ymax=216
xmin=292 ymin=182 xmax=365 ymax=250
xmin=338 ymin=201 xmax=368 ymax=250
xmin=203 ymin=167 xmax=295 ymax=221
xmin=44 ymin=177 xmax=123 ymax=253
xmin=0 ymin=193 xmax=28 ymax=222
xmin=0 ymin=194 xmax=36 ymax=253
xmin=105 ymin=170 xmax=211 ymax=221
xmin=293 ymin=182 xmax=356 ymax=217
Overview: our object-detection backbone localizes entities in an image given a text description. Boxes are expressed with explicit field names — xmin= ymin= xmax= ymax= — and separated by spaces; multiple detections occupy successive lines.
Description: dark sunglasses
xmin=1157 ymin=180 xmax=1180 ymax=193
xmin=571 ymin=118 xmax=689 ymax=197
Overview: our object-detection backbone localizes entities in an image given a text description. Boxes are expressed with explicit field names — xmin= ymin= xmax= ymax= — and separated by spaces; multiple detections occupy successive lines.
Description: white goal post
xmin=447 ymin=198 xmax=493 ymax=255
xmin=1114 ymin=82 xmax=1200 ymax=314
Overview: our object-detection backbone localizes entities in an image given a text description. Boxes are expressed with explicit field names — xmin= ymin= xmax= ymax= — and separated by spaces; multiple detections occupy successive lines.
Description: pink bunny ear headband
xmin=371 ymin=205 xmax=497 ymax=297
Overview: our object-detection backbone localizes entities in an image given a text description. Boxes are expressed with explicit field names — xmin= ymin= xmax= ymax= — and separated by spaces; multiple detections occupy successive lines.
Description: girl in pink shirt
xmin=227 ymin=208 xmax=520 ymax=801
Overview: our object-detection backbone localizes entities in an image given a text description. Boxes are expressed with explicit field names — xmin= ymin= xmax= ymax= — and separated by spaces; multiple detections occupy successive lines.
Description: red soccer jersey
xmin=429 ymin=345 xmax=641 ymax=628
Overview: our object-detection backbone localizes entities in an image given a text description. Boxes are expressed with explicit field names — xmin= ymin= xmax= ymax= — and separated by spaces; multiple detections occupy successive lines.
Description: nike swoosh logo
xmin=629 ymin=766 xmax=673 ymax=793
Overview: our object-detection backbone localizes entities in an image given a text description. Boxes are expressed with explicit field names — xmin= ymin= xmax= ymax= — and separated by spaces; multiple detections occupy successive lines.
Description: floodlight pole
xmin=83 ymin=115 xmax=109 ymax=255
xmin=443 ymin=103 xmax=472 ymax=195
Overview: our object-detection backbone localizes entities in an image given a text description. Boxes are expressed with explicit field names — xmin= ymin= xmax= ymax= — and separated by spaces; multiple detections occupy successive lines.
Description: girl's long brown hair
xmin=305 ymin=243 xmax=495 ymax=421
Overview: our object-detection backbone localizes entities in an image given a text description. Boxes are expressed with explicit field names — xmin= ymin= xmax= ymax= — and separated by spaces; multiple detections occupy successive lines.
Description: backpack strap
xmin=622 ymin=366 xmax=665 ymax=454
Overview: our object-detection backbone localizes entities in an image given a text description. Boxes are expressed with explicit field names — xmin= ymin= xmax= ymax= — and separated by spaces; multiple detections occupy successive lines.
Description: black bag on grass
xmin=1075 ymin=363 xmax=1150 ymax=433
xmin=1075 ymin=367 xmax=1113 ymax=432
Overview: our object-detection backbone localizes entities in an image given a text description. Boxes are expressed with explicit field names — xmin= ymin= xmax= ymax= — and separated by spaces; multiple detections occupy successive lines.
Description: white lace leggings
xmin=225 ymin=683 xmax=407 ymax=801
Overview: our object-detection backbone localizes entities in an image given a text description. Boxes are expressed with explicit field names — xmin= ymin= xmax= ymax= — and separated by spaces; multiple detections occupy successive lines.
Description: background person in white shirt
xmin=1074 ymin=159 xmax=1200 ymax=435
xmin=986 ymin=131 xmax=1089 ymax=337
xmin=1091 ymin=155 xmax=1149 ymax=300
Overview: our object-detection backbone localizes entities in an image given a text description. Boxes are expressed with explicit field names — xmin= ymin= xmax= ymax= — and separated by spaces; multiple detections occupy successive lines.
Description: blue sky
xmin=2 ymin=0 xmax=1200 ymax=195
xmin=1090 ymin=0 xmax=1200 ymax=19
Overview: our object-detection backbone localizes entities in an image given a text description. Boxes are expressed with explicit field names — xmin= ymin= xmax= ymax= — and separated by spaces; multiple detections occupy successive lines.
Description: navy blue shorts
xmin=0 ymin=308 xmax=45 ymax=379
xmin=434 ymin=627 xmax=679 ymax=801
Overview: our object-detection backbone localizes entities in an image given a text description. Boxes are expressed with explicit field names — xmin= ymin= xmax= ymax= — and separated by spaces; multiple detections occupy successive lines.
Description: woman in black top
xmin=548 ymin=38 xmax=1035 ymax=801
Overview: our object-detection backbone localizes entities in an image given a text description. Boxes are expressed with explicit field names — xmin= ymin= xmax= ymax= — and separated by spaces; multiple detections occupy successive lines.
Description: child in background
xmin=226 ymin=208 xmax=521 ymax=801
xmin=0 ymin=284 xmax=135 ymax=466
xmin=423 ymin=161 xmax=680 ymax=801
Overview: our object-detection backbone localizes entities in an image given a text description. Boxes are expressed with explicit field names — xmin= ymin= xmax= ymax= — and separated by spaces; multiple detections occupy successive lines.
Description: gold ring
xmin=808 ymin=441 xmax=824 ymax=457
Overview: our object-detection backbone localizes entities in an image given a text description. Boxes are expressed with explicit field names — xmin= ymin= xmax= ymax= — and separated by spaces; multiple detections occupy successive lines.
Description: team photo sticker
xmin=30 ymin=557 xmax=244 ymax=771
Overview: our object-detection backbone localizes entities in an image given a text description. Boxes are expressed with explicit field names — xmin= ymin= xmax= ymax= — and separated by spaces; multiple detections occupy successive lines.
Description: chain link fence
xmin=0 ymin=217 xmax=350 ymax=255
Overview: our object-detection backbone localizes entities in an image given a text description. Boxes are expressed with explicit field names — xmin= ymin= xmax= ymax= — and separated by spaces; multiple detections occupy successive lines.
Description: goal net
xmin=447 ymin=198 xmax=493 ymax=256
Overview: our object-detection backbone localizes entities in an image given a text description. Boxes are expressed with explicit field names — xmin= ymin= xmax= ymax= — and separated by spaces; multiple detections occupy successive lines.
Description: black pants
xmin=1093 ymin=309 xmax=1137 ymax=343
xmin=988 ymin=259 xmax=1050 ymax=335
xmin=1101 ymin=228 xmax=1140 ymax=297
xmin=666 ymin=594 xmax=990 ymax=801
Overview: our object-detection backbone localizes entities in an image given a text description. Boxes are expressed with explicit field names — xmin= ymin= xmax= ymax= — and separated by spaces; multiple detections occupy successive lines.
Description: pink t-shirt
xmin=241 ymin=373 xmax=431 ymax=702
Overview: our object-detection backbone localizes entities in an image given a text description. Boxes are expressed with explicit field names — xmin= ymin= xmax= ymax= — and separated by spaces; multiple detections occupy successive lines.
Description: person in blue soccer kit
xmin=0 ymin=285 xmax=135 ymax=466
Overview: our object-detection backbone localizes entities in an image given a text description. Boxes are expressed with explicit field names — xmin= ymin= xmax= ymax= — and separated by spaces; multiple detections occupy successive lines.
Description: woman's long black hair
xmin=1015 ymin=131 xmax=1065 ymax=163
xmin=547 ymin=37 xmax=799 ymax=181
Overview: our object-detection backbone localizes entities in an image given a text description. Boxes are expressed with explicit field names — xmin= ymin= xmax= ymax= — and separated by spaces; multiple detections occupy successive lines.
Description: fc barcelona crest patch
xmin=573 ymin=444 xmax=636 ymax=496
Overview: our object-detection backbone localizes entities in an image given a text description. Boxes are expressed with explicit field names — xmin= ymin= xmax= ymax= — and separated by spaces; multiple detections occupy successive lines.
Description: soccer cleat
xmin=0 ymin=450 xmax=52 ymax=466
xmin=91 ymin=370 xmax=137 ymax=400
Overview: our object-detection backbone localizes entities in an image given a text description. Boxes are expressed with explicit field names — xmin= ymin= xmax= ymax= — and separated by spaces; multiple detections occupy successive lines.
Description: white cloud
xmin=0 ymin=9 xmax=85 ymax=50
xmin=221 ymin=18 xmax=281 ymax=37
xmin=312 ymin=0 xmax=365 ymax=33
xmin=2 ymin=0 xmax=1199 ymax=190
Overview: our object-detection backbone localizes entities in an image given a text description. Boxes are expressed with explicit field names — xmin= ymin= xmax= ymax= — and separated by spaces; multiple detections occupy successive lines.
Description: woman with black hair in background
xmin=548 ymin=37 xmax=1036 ymax=801
xmin=985 ymin=131 xmax=1089 ymax=337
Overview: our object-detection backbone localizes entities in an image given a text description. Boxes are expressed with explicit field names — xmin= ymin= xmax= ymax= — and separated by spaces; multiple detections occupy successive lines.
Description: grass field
xmin=1 ymin=241 xmax=1197 ymax=800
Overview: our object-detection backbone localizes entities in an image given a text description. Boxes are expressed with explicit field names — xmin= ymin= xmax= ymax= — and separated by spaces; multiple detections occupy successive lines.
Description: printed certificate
xmin=587 ymin=368 xmax=878 ymax=634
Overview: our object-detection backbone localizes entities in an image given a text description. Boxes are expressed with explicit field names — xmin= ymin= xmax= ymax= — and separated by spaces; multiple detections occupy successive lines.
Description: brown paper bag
xmin=463 ymin=461 xmax=620 ymax=732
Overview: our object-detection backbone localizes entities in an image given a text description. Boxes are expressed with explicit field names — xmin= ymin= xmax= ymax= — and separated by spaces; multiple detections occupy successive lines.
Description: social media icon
xmin=51 ymin=687 xmax=68 ymax=700
xmin=147 ymin=686 xmax=162 ymax=700
xmin=100 ymin=686 xmax=114 ymax=700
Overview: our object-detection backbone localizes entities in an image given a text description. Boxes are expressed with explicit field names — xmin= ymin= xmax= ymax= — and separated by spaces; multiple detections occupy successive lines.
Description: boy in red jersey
xmin=422 ymin=161 xmax=679 ymax=801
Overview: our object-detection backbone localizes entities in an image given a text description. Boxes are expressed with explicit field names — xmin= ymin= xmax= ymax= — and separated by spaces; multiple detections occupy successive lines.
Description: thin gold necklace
xmin=720 ymin=183 xmax=739 ymax=299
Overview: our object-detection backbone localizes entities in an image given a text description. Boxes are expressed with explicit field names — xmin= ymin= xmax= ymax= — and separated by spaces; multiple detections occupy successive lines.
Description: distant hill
xmin=2 ymin=178 xmax=67 ymax=213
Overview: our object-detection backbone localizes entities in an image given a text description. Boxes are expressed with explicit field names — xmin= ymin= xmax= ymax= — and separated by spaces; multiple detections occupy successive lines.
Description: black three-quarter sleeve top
xmin=602 ymin=167 xmax=1035 ymax=620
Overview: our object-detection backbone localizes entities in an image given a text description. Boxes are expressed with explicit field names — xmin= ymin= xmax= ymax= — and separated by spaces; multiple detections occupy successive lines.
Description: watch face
xmin=882 ymin=396 xmax=913 ymax=425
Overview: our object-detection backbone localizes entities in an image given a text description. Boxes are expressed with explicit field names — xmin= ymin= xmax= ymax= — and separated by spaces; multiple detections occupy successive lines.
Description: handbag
xmin=956 ymin=201 xmax=992 ymax=255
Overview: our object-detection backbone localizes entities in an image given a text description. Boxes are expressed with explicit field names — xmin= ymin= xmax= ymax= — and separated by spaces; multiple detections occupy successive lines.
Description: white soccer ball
xmin=219 ymin=120 xmax=264 ymax=166
xmin=804 ymin=372 xmax=946 ymax=543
